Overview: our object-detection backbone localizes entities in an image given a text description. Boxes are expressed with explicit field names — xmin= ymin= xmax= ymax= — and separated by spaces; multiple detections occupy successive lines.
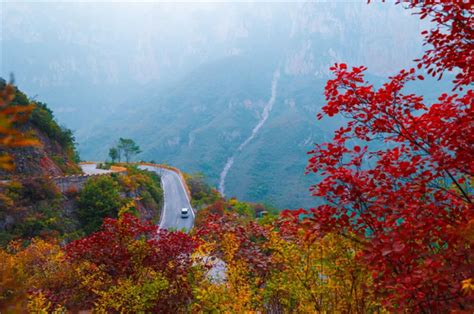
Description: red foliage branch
xmin=307 ymin=2 xmax=474 ymax=311
xmin=398 ymin=1 xmax=474 ymax=90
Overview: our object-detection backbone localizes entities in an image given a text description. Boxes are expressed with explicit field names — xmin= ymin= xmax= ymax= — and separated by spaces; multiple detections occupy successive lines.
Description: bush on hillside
xmin=77 ymin=176 xmax=124 ymax=234
xmin=185 ymin=173 xmax=221 ymax=209
xmin=30 ymin=103 xmax=76 ymax=150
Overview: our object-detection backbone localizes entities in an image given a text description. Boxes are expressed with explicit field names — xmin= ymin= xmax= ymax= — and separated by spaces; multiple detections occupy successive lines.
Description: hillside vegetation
xmin=0 ymin=1 xmax=472 ymax=313
xmin=0 ymin=164 xmax=163 ymax=246
xmin=0 ymin=83 xmax=163 ymax=246
xmin=0 ymin=79 xmax=80 ymax=178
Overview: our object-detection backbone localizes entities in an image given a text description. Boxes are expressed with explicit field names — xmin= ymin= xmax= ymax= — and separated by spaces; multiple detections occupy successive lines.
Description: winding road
xmin=138 ymin=165 xmax=195 ymax=232
xmin=80 ymin=163 xmax=195 ymax=232
xmin=79 ymin=163 xmax=115 ymax=175
xmin=80 ymin=163 xmax=224 ymax=280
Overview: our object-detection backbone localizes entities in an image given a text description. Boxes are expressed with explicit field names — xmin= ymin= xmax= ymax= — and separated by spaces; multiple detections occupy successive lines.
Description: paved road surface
xmin=80 ymin=163 xmax=113 ymax=175
xmin=139 ymin=165 xmax=195 ymax=232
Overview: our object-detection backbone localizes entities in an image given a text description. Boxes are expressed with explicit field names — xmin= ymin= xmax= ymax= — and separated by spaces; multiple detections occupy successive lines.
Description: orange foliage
xmin=0 ymin=83 xmax=39 ymax=171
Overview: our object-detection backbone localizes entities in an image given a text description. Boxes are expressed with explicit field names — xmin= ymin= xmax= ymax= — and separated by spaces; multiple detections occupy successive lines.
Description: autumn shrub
xmin=1 ymin=207 xmax=383 ymax=313
xmin=63 ymin=213 xmax=199 ymax=312
xmin=192 ymin=232 xmax=262 ymax=312
xmin=186 ymin=173 xmax=221 ymax=209
xmin=265 ymin=210 xmax=382 ymax=313
xmin=0 ymin=213 xmax=202 ymax=312
xmin=121 ymin=166 xmax=163 ymax=207
xmin=195 ymin=196 xmax=278 ymax=229
xmin=0 ymin=82 xmax=38 ymax=171
xmin=2 ymin=177 xmax=56 ymax=204
xmin=20 ymin=177 xmax=61 ymax=203
xmin=0 ymin=247 xmax=18 ymax=307
xmin=0 ymin=239 xmax=76 ymax=311
xmin=0 ymin=178 xmax=72 ymax=246
xmin=194 ymin=210 xmax=383 ymax=312
xmin=0 ymin=180 xmax=22 ymax=206
xmin=115 ymin=166 xmax=163 ymax=222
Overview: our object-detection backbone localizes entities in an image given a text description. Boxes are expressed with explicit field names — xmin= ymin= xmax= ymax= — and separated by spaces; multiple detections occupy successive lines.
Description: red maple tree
xmin=307 ymin=2 xmax=473 ymax=311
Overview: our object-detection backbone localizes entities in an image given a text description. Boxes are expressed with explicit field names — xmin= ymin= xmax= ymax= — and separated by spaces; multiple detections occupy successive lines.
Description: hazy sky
xmin=1 ymin=0 xmax=425 ymax=128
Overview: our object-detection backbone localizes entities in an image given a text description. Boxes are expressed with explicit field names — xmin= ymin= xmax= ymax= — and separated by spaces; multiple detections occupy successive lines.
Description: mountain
xmin=80 ymin=56 xmax=355 ymax=208
xmin=2 ymin=1 xmax=429 ymax=208
xmin=1 ymin=1 xmax=423 ymax=127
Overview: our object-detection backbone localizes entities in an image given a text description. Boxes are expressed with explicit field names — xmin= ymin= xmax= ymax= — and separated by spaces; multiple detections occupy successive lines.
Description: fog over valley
xmin=1 ymin=1 xmax=439 ymax=208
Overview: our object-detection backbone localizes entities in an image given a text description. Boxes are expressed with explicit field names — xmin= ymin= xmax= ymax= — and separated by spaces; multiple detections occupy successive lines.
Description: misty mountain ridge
xmin=2 ymin=1 xmax=441 ymax=208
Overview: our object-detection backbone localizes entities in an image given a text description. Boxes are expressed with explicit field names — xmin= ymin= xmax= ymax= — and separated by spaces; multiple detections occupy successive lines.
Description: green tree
xmin=117 ymin=138 xmax=141 ymax=163
xmin=108 ymin=147 xmax=119 ymax=163
xmin=77 ymin=176 xmax=123 ymax=233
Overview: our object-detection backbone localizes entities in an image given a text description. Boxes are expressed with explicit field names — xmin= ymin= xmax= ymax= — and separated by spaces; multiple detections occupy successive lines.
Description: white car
xmin=181 ymin=207 xmax=190 ymax=218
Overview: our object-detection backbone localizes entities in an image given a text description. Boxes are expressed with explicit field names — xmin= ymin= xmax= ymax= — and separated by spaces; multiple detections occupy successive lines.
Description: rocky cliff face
xmin=3 ymin=128 xmax=79 ymax=178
